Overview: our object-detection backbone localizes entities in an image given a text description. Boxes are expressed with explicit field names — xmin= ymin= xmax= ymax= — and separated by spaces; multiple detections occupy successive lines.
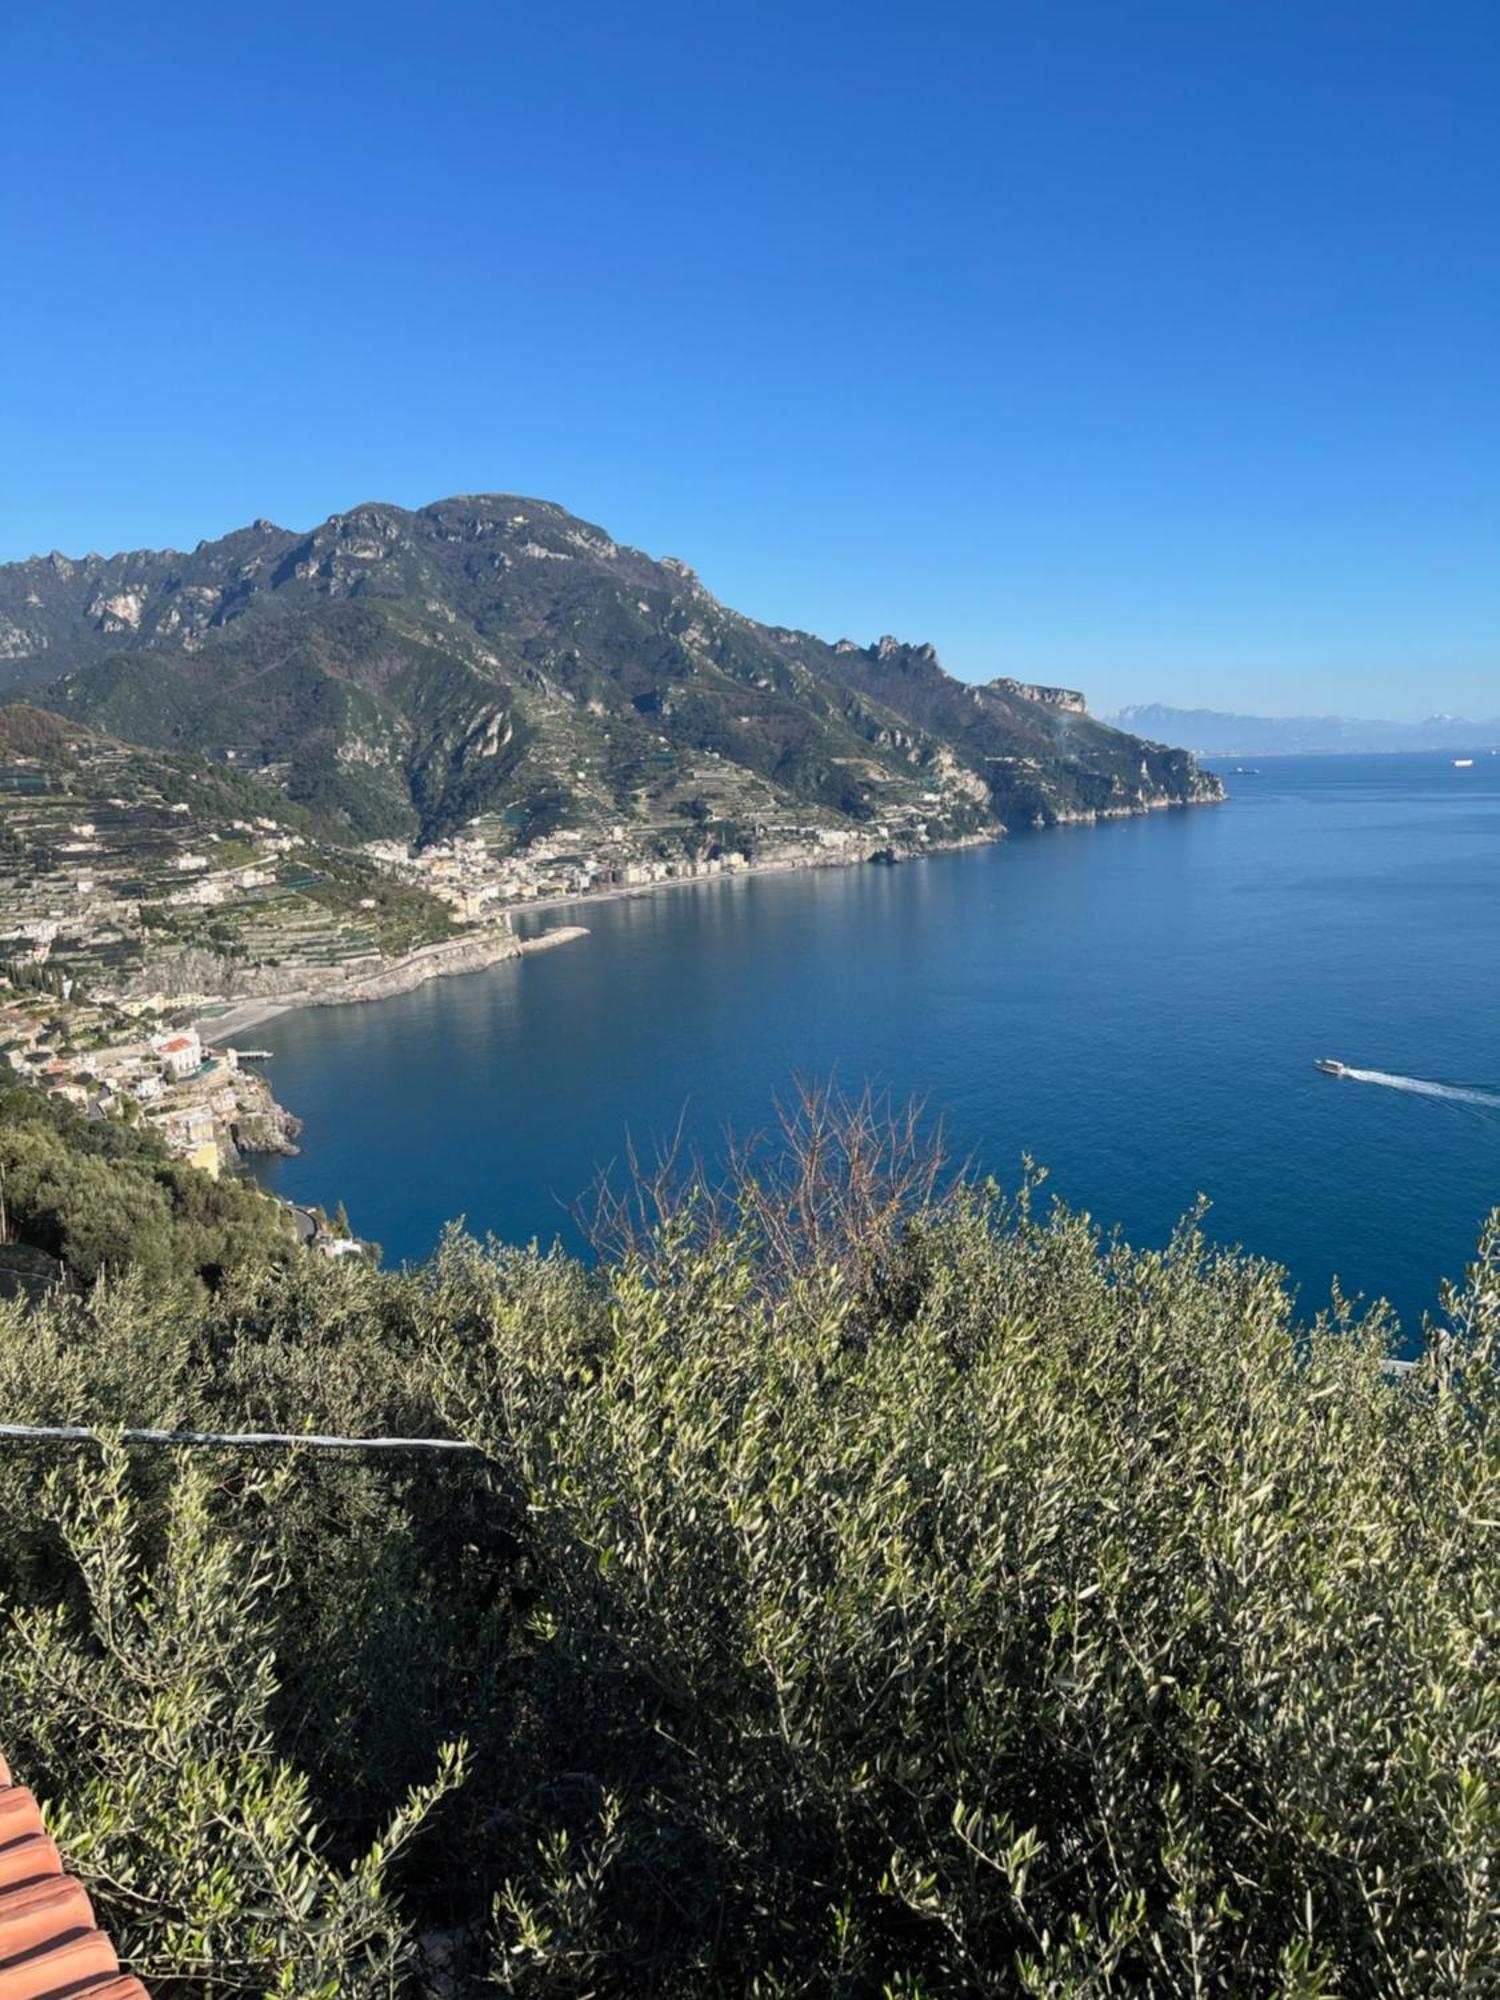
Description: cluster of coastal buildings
xmin=361 ymin=829 xmax=756 ymax=914
xmin=0 ymin=979 xmax=367 ymax=1295
xmin=0 ymin=993 xmax=285 ymax=1178
xmin=361 ymin=820 xmax=889 ymax=913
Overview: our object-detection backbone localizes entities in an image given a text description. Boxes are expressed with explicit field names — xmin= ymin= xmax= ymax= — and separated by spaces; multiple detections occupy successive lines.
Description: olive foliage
xmin=0 ymin=1148 xmax=1495 ymax=1995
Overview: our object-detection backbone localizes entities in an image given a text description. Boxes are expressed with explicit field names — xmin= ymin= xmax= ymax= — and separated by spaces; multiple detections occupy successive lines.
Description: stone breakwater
xmin=315 ymin=922 xmax=588 ymax=1006
xmin=198 ymin=925 xmax=588 ymax=1049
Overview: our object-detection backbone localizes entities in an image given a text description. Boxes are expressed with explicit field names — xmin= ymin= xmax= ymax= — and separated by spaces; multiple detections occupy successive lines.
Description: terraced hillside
xmin=0 ymin=706 xmax=458 ymax=996
xmin=0 ymin=497 xmax=1221 ymax=850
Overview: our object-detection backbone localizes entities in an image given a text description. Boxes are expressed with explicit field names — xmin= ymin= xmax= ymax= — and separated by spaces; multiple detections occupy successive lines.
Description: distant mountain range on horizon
xmin=1109 ymin=703 xmax=1500 ymax=757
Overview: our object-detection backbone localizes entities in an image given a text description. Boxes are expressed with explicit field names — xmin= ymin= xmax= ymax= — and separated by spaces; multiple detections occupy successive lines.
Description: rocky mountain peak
xmin=873 ymin=636 xmax=939 ymax=668
xmin=0 ymin=490 xmax=1219 ymax=846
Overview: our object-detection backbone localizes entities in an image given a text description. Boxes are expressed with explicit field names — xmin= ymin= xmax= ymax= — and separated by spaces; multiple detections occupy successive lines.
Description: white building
xmin=151 ymin=1028 xmax=202 ymax=1080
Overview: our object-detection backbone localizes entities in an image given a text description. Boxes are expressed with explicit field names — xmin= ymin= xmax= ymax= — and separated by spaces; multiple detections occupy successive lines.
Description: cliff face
xmin=811 ymin=638 xmax=1221 ymax=828
xmin=0 ymin=495 xmax=1221 ymax=848
xmin=327 ymin=922 xmax=531 ymax=1003
xmin=990 ymin=678 xmax=1087 ymax=716
xmin=197 ymin=922 xmax=587 ymax=1020
xmin=225 ymin=1068 xmax=302 ymax=1158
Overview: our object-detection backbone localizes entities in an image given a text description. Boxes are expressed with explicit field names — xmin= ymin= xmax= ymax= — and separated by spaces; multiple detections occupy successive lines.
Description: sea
xmin=252 ymin=753 xmax=1500 ymax=1341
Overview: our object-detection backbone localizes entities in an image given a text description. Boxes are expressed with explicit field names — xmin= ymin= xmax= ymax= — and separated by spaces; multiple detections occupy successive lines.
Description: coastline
xmin=197 ymin=923 xmax=588 ymax=1044
xmin=199 ymin=851 xmax=900 ymax=1040
xmin=507 ymin=833 xmax=1000 ymax=926
xmin=200 ymin=790 xmax=1220 ymax=1040
xmin=198 ymin=790 xmax=1218 ymax=1170
xmin=505 ymin=790 xmax=1221 ymax=929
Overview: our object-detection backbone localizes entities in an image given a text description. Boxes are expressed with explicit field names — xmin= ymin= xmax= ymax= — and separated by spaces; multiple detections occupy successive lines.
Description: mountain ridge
xmin=1 ymin=495 xmax=1221 ymax=850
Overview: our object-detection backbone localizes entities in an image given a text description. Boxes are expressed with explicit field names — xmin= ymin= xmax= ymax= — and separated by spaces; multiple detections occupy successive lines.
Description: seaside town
xmin=0 ymin=982 xmax=296 ymax=1175
xmin=358 ymin=814 xmax=876 ymax=913
xmin=0 ymin=706 xmax=957 ymax=1201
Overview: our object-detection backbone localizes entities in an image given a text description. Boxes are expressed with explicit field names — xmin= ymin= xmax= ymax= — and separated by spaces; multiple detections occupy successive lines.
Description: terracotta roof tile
xmin=0 ymin=1793 xmax=44 ymax=1848
xmin=0 ymin=1927 xmax=120 ymax=2000
xmin=0 ymin=1753 xmax=148 ymax=1999
xmin=0 ymin=1844 xmax=63 ymax=1896
xmin=0 ymin=1878 xmax=95 ymax=1964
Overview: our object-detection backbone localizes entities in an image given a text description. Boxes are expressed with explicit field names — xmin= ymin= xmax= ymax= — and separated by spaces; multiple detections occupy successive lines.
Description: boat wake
xmin=1337 ymin=1067 xmax=1500 ymax=1109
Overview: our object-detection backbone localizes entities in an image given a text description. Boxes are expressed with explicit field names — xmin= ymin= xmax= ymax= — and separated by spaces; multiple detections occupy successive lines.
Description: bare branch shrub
xmin=583 ymin=1076 xmax=959 ymax=1300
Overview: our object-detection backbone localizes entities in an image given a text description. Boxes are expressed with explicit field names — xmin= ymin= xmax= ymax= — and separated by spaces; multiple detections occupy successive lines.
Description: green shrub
xmin=0 ymin=1444 xmax=464 ymax=1998
xmin=0 ymin=1123 xmax=1495 ymax=1994
xmin=0 ymin=1087 xmax=293 ymax=1287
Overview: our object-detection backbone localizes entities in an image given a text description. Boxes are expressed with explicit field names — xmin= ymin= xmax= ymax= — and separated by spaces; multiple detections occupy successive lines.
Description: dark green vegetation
xmin=0 ymin=498 xmax=1220 ymax=846
xmin=0 ymin=1087 xmax=294 ymax=1286
xmin=0 ymin=1103 xmax=1494 ymax=1996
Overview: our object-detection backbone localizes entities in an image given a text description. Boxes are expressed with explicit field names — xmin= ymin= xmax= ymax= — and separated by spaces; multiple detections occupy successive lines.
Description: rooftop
xmin=0 ymin=1749 xmax=148 ymax=1998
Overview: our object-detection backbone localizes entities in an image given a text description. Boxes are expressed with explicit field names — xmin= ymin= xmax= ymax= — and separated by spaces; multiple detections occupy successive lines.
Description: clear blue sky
xmin=3 ymin=1 xmax=1496 ymax=717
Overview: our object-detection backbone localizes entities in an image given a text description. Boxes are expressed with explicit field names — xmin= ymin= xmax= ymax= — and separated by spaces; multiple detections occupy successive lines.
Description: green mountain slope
xmin=1 ymin=496 xmax=1221 ymax=847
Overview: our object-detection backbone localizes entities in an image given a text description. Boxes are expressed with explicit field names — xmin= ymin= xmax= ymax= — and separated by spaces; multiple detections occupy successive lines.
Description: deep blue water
xmin=253 ymin=754 xmax=1500 ymax=1339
